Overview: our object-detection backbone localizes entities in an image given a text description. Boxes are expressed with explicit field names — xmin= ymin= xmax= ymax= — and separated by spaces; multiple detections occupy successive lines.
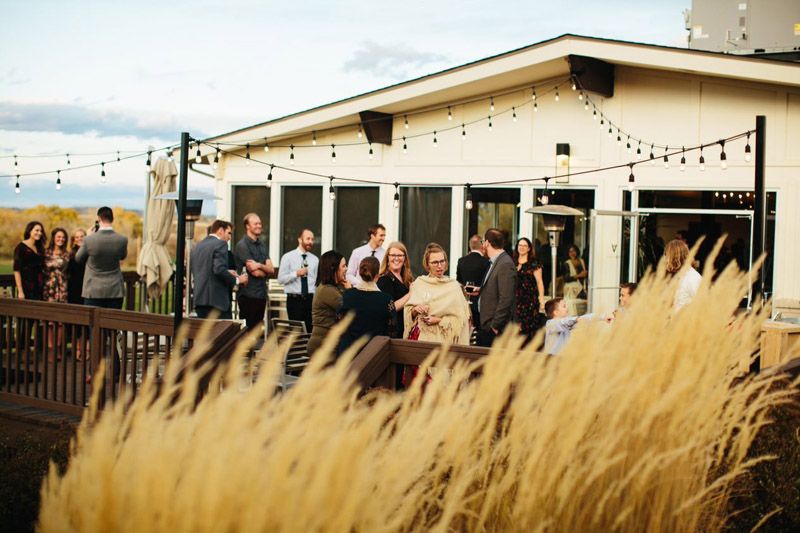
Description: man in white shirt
xmin=346 ymin=223 xmax=386 ymax=286
xmin=277 ymin=228 xmax=319 ymax=332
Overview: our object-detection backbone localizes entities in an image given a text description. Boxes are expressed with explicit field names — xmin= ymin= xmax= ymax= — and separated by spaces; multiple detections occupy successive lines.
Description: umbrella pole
xmin=173 ymin=133 xmax=191 ymax=333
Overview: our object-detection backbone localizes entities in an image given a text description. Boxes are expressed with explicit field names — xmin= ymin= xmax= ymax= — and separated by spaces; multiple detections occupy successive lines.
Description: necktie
xmin=301 ymin=254 xmax=309 ymax=295
xmin=370 ymin=250 xmax=376 ymax=257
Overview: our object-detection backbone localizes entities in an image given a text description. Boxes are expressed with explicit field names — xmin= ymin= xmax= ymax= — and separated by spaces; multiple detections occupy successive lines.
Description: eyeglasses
xmin=388 ymin=254 xmax=405 ymax=259
xmin=429 ymin=259 xmax=447 ymax=266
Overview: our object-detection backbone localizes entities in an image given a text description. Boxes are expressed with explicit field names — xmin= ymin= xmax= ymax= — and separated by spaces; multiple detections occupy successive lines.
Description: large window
xmin=334 ymin=186 xmax=380 ymax=255
xmin=232 ymin=186 xmax=270 ymax=248
xmin=281 ymin=186 xmax=322 ymax=256
xmin=400 ymin=187 xmax=452 ymax=276
xmin=464 ymin=188 xmax=520 ymax=253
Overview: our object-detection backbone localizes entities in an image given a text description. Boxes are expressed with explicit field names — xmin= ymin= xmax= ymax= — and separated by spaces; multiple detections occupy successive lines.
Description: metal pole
xmin=549 ymin=231 xmax=558 ymax=299
xmin=141 ymin=145 xmax=154 ymax=312
xmin=173 ymin=133 xmax=190 ymax=332
xmin=752 ymin=116 xmax=766 ymax=302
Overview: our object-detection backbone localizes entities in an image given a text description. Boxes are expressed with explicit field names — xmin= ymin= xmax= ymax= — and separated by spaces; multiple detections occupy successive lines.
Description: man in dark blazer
xmin=76 ymin=206 xmax=128 ymax=309
xmin=456 ymin=234 xmax=490 ymax=327
xmin=475 ymin=228 xmax=516 ymax=347
xmin=191 ymin=220 xmax=248 ymax=319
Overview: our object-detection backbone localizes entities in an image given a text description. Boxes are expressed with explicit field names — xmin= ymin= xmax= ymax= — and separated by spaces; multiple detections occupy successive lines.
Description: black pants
xmin=84 ymin=297 xmax=124 ymax=379
xmin=238 ymin=295 xmax=266 ymax=332
xmin=195 ymin=306 xmax=232 ymax=320
xmin=286 ymin=294 xmax=313 ymax=333
xmin=475 ymin=327 xmax=497 ymax=348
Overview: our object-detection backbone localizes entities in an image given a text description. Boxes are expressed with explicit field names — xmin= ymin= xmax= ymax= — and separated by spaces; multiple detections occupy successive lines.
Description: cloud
xmin=0 ymin=67 xmax=31 ymax=86
xmin=0 ymin=101 xmax=207 ymax=140
xmin=342 ymin=41 xmax=449 ymax=79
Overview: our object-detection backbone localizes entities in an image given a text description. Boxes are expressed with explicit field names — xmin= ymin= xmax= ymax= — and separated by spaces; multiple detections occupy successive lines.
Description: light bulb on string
xmin=490 ymin=97 xmax=495 ymax=112
xmin=213 ymin=148 xmax=220 ymax=170
xmin=331 ymin=144 xmax=336 ymax=163
xmin=66 ymin=153 xmax=71 ymax=167
xmin=649 ymin=144 xmax=655 ymax=162
xmin=592 ymin=108 xmax=597 ymax=120
xmin=266 ymin=165 xmax=273 ymax=188
xmin=465 ymin=184 xmax=473 ymax=210
xmin=13 ymin=155 xmax=18 ymax=167
xmin=512 ymin=107 xmax=517 ymax=122
xmin=744 ymin=132 xmax=752 ymax=162
xmin=699 ymin=146 xmax=706 ymax=171
xmin=531 ymin=87 xmax=536 ymax=100
xmin=195 ymin=145 xmax=201 ymax=163
xmin=617 ymin=132 xmax=622 ymax=146
xmin=626 ymin=136 xmax=631 ymax=153
xmin=404 ymin=115 xmax=409 ymax=129
xmin=116 ymin=151 xmax=121 ymax=162
xmin=488 ymin=116 xmax=493 ymax=131
xmin=600 ymin=116 xmax=604 ymax=128
xmin=368 ymin=143 xmax=373 ymax=159
xmin=56 ymin=171 xmax=61 ymax=191
xmin=432 ymin=131 xmax=438 ymax=147
xmin=680 ymin=146 xmax=686 ymax=171
xmin=636 ymin=141 xmax=641 ymax=159
xmin=608 ymin=126 xmax=613 ymax=137
xmin=146 ymin=151 xmax=152 ymax=167
xmin=402 ymin=136 xmax=407 ymax=154
xmin=100 ymin=162 xmax=106 ymax=183
xmin=715 ymin=191 xmax=719 ymax=197
xmin=357 ymin=124 xmax=363 ymax=139
xmin=461 ymin=123 xmax=466 ymax=140
xmin=663 ymin=146 xmax=670 ymax=169
xmin=447 ymin=106 xmax=452 ymax=121
xmin=571 ymin=79 xmax=577 ymax=91
xmin=719 ymin=140 xmax=727 ymax=170
xmin=289 ymin=144 xmax=295 ymax=165
xmin=554 ymin=88 xmax=560 ymax=102
xmin=627 ymin=164 xmax=635 ymax=192
xmin=312 ymin=131 xmax=317 ymax=146
xmin=328 ymin=178 xmax=336 ymax=201
xmin=393 ymin=183 xmax=400 ymax=208
xmin=245 ymin=144 xmax=251 ymax=165
xmin=578 ymin=91 xmax=583 ymax=101
xmin=533 ymin=101 xmax=538 ymax=112
xmin=540 ymin=178 xmax=550 ymax=205
xmin=584 ymin=99 xmax=589 ymax=111
xmin=15 ymin=175 xmax=20 ymax=194
xmin=264 ymin=138 xmax=269 ymax=152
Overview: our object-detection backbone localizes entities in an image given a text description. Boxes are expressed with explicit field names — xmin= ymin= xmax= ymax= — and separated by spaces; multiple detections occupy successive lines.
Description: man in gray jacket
xmin=76 ymin=206 xmax=128 ymax=309
xmin=475 ymin=228 xmax=516 ymax=347
xmin=191 ymin=220 xmax=248 ymax=319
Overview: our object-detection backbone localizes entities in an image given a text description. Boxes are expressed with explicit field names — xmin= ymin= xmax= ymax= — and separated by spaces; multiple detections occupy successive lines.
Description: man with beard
xmin=277 ymin=228 xmax=318 ymax=332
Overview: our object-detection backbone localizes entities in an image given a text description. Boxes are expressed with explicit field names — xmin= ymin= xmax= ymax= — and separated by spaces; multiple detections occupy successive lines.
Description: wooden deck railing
xmin=0 ymin=298 xmax=245 ymax=415
xmin=348 ymin=337 xmax=491 ymax=391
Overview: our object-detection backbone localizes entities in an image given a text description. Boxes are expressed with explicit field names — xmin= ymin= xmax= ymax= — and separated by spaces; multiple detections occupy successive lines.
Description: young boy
xmin=543 ymin=297 xmax=593 ymax=354
xmin=619 ymin=282 xmax=637 ymax=309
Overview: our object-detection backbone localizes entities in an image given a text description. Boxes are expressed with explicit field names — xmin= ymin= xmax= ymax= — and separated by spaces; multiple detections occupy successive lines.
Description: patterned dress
xmin=515 ymin=261 xmax=544 ymax=338
xmin=43 ymin=251 xmax=69 ymax=303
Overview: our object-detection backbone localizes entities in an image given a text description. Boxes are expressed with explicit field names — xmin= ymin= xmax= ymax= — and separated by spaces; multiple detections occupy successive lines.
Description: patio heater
xmin=526 ymin=204 xmax=584 ymax=298
xmin=155 ymin=190 xmax=220 ymax=319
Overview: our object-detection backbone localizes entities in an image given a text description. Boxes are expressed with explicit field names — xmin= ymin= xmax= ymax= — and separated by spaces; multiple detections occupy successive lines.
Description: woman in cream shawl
xmin=404 ymin=243 xmax=471 ymax=345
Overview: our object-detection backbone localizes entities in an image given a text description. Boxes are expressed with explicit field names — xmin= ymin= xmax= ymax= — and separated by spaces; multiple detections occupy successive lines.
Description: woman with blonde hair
xmin=404 ymin=243 xmax=470 ymax=345
xmin=664 ymin=238 xmax=701 ymax=311
xmin=377 ymin=241 xmax=413 ymax=339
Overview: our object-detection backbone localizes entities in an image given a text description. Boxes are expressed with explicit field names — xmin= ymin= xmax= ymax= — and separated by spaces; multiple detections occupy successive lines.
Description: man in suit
xmin=456 ymin=234 xmax=489 ymax=328
xmin=191 ymin=220 xmax=248 ymax=319
xmin=76 ymin=206 xmax=128 ymax=309
xmin=475 ymin=228 xmax=516 ymax=347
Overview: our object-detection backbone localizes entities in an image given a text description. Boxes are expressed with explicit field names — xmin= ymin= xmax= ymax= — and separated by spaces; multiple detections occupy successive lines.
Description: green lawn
xmin=0 ymin=261 xmax=12 ymax=275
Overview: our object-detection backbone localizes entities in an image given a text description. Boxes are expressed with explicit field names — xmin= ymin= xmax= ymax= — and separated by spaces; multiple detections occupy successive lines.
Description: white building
xmin=200 ymin=35 xmax=800 ymax=313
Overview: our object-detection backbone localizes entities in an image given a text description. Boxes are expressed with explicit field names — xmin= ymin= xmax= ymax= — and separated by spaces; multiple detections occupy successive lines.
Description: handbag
xmin=407 ymin=321 xmax=421 ymax=341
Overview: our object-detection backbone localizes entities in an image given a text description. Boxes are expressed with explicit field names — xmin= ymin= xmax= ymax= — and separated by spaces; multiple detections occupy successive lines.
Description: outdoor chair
xmin=270 ymin=318 xmax=310 ymax=375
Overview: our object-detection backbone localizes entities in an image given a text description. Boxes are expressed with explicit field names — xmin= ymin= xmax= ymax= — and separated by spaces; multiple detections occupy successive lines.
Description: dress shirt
xmin=277 ymin=247 xmax=318 ymax=294
xmin=478 ymin=252 xmax=500 ymax=307
xmin=544 ymin=314 xmax=593 ymax=354
xmin=346 ymin=243 xmax=386 ymax=285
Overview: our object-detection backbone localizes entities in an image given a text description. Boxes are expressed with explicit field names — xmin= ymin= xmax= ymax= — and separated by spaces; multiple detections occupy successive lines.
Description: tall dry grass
xmin=38 ymin=247 xmax=796 ymax=532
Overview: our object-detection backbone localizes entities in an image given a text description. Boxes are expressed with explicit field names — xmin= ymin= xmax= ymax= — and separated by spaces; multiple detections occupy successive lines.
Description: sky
xmin=0 ymin=0 xmax=690 ymax=211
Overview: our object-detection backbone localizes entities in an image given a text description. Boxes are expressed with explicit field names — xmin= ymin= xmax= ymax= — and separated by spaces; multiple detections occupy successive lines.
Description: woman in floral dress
xmin=513 ymin=237 xmax=546 ymax=343
xmin=43 ymin=227 xmax=69 ymax=355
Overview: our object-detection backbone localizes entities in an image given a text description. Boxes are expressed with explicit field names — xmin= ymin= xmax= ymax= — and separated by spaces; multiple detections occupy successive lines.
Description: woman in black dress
xmin=67 ymin=229 xmax=87 ymax=305
xmin=13 ymin=221 xmax=46 ymax=300
xmin=513 ymin=237 xmax=546 ymax=341
xmin=377 ymin=241 xmax=413 ymax=339
xmin=337 ymin=257 xmax=394 ymax=357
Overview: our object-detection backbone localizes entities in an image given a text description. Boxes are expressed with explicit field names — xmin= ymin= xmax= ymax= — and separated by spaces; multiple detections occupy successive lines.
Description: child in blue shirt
xmin=544 ymin=297 xmax=593 ymax=354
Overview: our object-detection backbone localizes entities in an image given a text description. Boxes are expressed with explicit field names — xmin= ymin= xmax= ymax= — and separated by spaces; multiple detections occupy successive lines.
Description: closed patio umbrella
xmin=136 ymin=158 xmax=177 ymax=300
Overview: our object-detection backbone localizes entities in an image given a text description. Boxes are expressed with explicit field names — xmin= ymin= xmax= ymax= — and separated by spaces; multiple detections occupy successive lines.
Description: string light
xmin=608 ymin=126 xmax=613 ymax=138
xmin=393 ymin=182 xmax=400 ymax=208
xmin=719 ymin=140 xmax=727 ymax=170
xmin=116 ymin=151 xmax=121 ymax=162
xmin=13 ymin=155 xmax=18 ymax=167
xmin=146 ymin=150 xmax=152 ymax=167
xmin=600 ymin=116 xmax=604 ymax=128
xmin=368 ymin=143 xmax=373 ymax=159
xmin=100 ymin=162 xmax=106 ymax=183
xmin=289 ymin=144 xmax=295 ymax=165
xmin=663 ymin=146 xmax=670 ymax=169
xmin=66 ymin=153 xmax=71 ymax=167
xmin=636 ymin=141 xmax=642 ymax=159
xmin=627 ymin=164 xmax=635 ymax=192
xmin=404 ymin=115 xmax=409 ymax=129
xmin=533 ymin=101 xmax=538 ymax=112
xmin=331 ymin=144 xmax=336 ymax=163
xmin=15 ymin=175 xmax=20 ymax=194
xmin=699 ymin=146 xmax=706 ymax=171
xmin=626 ymin=136 xmax=631 ymax=153
xmin=432 ymin=131 xmax=438 ymax=147
xmin=402 ymin=136 xmax=407 ymax=154
xmin=578 ymin=91 xmax=583 ymax=101
xmin=56 ymin=170 xmax=61 ymax=191
xmin=571 ymin=79 xmax=577 ymax=91
xmin=447 ymin=106 xmax=452 ymax=121
xmin=744 ymin=132 xmax=752 ymax=162
xmin=266 ymin=165 xmax=273 ymax=188
xmin=583 ymin=99 xmax=589 ymax=111
xmin=461 ymin=123 xmax=466 ymax=140
xmin=465 ymin=183 xmax=473 ymax=210
xmin=490 ymin=97 xmax=495 ymax=112
xmin=680 ymin=146 xmax=686 ymax=171
xmin=554 ymin=88 xmax=560 ymax=102
xmin=649 ymin=144 xmax=655 ymax=162
xmin=531 ymin=87 xmax=536 ymax=100
xmin=195 ymin=145 xmax=202 ymax=163
xmin=357 ymin=124 xmax=363 ymax=139
xmin=263 ymin=138 xmax=270 ymax=152
xmin=167 ymin=149 xmax=174 ymax=162
xmin=328 ymin=177 xmax=336 ymax=200
xmin=245 ymin=144 xmax=251 ymax=165
xmin=540 ymin=178 xmax=550 ymax=205
xmin=312 ymin=131 xmax=317 ymax=146
xmin=488 ymin=116 xmax=493 ymax=131
xmin=592 ymin=108 xmax=597 ymax=120
xmin=512 ymin=107 xmax=517 ymax=122
xmin=617 ymin=132 xmax=622 ymax=146
xmin=213 ymin=148 xmax=220 ymax=170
